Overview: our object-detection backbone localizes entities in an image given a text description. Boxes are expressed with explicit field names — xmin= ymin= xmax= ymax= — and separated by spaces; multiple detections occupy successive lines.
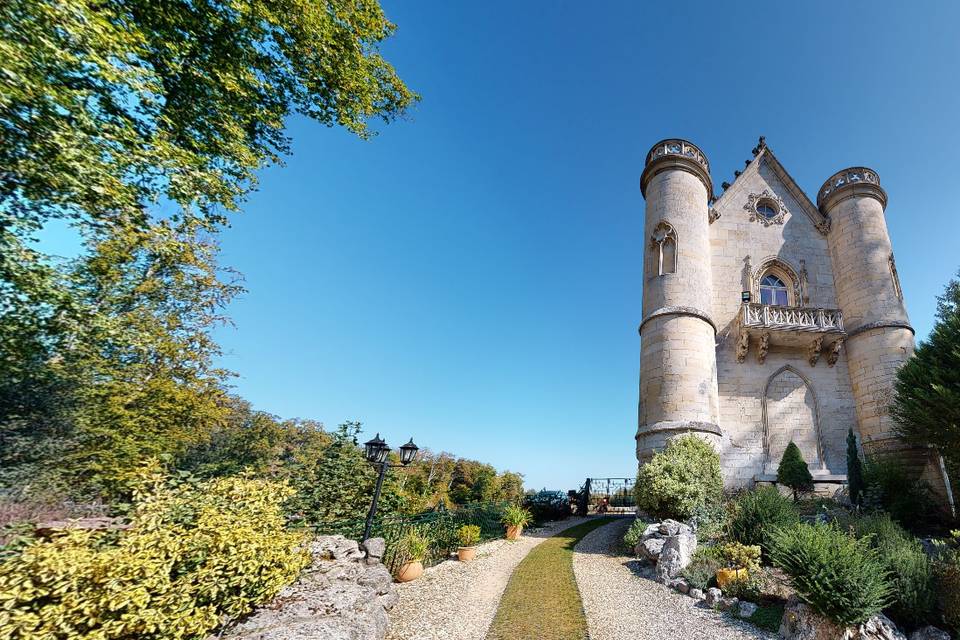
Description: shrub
xmin=729 ymin=486 xmax=799 ymax=559
xmin=777 ymin=442 xmax=814 ymax=501
xmin=718 ymin=542 xmax=761 ymax=572
xmin=846 ymin=429 xmax=864 ymax=507
xmin=457 ymin=524 xmax=481 ymax=547
xmin=522 ymin=490 xmax=569 ymax=525
xmin=635 ymin=435 xmax=722 ymax=521
xmin=396 ymin=528 xmax=430 ymax=563
xmin=934 ymin=532 xmax=960 ymax=633
xmin=0 ymin=473 xmax=308 ymax=640
xmin=501 ymin=504 xmax=532 ymax=528
xmin=622 ymin=517 xmax=648 ymax=552
xmin=861 ymin=454 xmax=937 ymax=530
xmin=723 ymin=571 xmax=763 ymax=602
xmin=688 ymin=501 xmax=730 ymax=543
xmin=681 ymin=545 xmax=723 ymax=591
xmin=769 ymin=523 xmax=892 ymax=625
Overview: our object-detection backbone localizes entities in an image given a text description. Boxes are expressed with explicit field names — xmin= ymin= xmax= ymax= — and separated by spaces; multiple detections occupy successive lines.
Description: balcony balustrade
xmin=741 ymin=303 xmax=844 ymax=334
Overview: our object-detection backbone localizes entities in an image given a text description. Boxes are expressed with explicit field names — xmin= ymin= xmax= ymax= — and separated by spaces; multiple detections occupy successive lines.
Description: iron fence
xmin=310 ymin=501 xmax=508 ymax=571
xmin=575 ymin=477 xmax=636 ymax=515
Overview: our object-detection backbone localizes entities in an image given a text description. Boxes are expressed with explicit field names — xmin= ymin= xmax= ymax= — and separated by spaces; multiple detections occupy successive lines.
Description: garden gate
xmin=574 ymin=477 xmax=636 ymax=516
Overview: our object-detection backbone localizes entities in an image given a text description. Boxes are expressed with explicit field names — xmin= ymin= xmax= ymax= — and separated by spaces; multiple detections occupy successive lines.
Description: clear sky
xmin=64 ymin=2 xmax=960 ymax=491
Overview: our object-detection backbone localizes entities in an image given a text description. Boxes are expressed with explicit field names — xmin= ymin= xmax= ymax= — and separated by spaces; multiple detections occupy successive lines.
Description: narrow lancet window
xmin=651 ymin=222 xmax=677 ymax=276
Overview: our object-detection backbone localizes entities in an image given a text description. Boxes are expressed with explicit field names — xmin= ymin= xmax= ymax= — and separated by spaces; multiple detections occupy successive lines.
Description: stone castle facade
xmin=635 ymin=137 xmax=953 ymax=499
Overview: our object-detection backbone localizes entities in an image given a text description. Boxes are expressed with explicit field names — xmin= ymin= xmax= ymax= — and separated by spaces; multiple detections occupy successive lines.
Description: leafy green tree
xmin=891 ymin=270 xmax=960 ymax=483
xmin=778 ymin=442 xmax=814 ymax=502
xmin=291 ymin=422 xmax=406 ymax=523
xmin=847 ymin=428 xmax=864 ymax=507
xmin=635 ymin=435 xmax=723 ymax=520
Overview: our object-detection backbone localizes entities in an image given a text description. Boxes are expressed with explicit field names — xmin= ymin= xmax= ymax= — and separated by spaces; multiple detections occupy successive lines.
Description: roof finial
xmin=751 ymin=135 xmax=767 ymax=156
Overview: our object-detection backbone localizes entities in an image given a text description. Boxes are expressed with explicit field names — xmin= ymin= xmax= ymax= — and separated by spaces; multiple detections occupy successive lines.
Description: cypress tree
xmin=846 ymin=428 xmax=864 ymax=507
xmin=778 ymin=441 xmax=814 ymax=502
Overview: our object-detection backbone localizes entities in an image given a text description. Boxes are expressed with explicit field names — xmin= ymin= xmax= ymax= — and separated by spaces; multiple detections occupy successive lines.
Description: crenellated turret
xmin=819 ymin=168 xmax=912 ymax=455
xmin=636 ymin=139 xmax=721 ymax=464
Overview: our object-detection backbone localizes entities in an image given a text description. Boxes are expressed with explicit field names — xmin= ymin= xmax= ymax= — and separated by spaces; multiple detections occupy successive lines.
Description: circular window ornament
xmin=745 ymin=190 xmax=788 ymax=226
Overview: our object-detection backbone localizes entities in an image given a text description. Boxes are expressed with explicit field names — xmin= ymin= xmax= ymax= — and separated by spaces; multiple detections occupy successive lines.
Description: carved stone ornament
xmin=826 ymin=338 xmax=844 ymax=367
xmin=744 ymin=190 xmax=789 ymax=226
xmin=757 ymin=332 xmax=771 ymax=364
xmin=807 ymin=336 xmax=823 ymax=367
xmin=799 ymin=259 xmax=810 ymax=304
xmin=736 ymin=329 xmax=750 ymax=364
xmin=708 ymin=208 xmax=721 ymax=224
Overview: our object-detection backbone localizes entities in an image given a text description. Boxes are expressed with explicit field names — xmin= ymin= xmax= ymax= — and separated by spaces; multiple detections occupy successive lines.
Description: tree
xmin=891 ymin=270 xmax=960 ymax=483
xmin=847 ymin=428 xmax=864 ymax=507
xmin=778 ymin=441 xmax=814 ymax=502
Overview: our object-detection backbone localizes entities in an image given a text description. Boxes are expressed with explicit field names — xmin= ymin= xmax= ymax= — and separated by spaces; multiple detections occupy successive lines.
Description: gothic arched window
xmin=651 ymin=222 xmax=677 ymax=276
xmin=760 ymin=274 xmax=789 ymax=306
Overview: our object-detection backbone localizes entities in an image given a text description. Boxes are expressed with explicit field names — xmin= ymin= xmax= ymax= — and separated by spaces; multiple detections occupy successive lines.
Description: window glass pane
xmin=775 ymin=289 xmax=789 ymax=306
xmin=760 ymin=288 xmax=773 ymax=305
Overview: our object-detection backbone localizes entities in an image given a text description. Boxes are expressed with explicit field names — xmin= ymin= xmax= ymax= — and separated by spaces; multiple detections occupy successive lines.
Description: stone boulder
xmin=736 ymin=601 xmax=759 ymax=619
xmin=218 ymin=534 xmax=396 ymax=640
xmin=908 ymin=627 xmax=951 ymax=640
xmin=654 ymin=531 xmax=697 ymax=582
xmin=779 ymin=595 xmax=906 ymax=640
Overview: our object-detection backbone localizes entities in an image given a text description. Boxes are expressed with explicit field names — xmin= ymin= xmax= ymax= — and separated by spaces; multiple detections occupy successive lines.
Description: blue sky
xmin=41 ymin=2 xmax=960 ymax=491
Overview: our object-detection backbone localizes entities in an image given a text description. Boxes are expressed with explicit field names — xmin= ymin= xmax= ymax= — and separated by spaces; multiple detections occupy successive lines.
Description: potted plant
xmin=501 ymin=504 xmax=532 ymax=541
xmin=457 ymin=524 xmax=481 ymax=562
xmin=395 ymin=528 xmax=430 ymax=582
xmin=715 ymin=542 xmax=761 ymax=588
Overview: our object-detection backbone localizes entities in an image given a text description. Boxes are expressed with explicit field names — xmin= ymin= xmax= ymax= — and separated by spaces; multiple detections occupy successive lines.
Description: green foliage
xmin=747 ymin=604 xmax=786 ymax=633
xmin=861 ymin=454 xmax=936 ymax=530
xmin=622 ymin=518 xmax=649 ymax=552
xmin=843 ymin=513 xmax=936 ymax=628
xmin=934 ymin=532 xmax=960 ymax=633
xmin=681 ymin=546 xmax=723 ymax=591
xmin=0 ymin=472 xmax=308 ymax=639
xmin=718 ymin=542 xmax=761 ymax=572
xmin=769 ymin=523 xmax=892 ymax=626
xmin=777 ymin=442 xmax=814 ymax=502
xmin=457 ymin=524 xmax=481 ymax=547
xmin=1 ymin=0 xmax=416 ymax=502
xmin=635 ymin=435 xmax=723 ymax=521
xmin=723 ymin=571 xmax=764 ymax=602
xmin=523 ymin=490 xmax=570 ymax=525
xmin=396 ymin=528 xmax=430 ymax=563
xmin=688 ymin=502 xmax=731 ymax=543
xmin=846 ymin=429 xmax=865 ymax=507
xmin=290 ymin=422 xmax=407 ymax=523
xmin=729 ymin=486 xmax=800 ymax=559
xmin=501 ymin=504 xmax=532 ymax=528
xmin=891 ymin=271 xmax=960 ymax=479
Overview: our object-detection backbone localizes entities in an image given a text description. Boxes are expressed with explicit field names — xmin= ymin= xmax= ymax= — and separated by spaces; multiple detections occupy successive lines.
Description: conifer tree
xmin=846 ymin=428 xmax=864 ymax=507
xmin=778 ymin=441 xmax=814 ymax=502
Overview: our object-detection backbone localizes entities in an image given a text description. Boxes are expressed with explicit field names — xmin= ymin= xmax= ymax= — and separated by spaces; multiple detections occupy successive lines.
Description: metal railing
xmin=741 ymin=302 xmax=844 ymax=332
xmin=575 ymin=478 xmax=636 ymax=516
xmin=310 ymin=501 xmax=508 ymax=571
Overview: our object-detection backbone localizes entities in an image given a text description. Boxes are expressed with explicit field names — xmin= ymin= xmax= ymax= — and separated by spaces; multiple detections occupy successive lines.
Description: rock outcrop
xmin=218 ymin=535 xmax=396 ymax=640
xmin=632 ymin=519 xmax=697 ymax=582
xmin=779 ymin=595 xmax=907 ymax=640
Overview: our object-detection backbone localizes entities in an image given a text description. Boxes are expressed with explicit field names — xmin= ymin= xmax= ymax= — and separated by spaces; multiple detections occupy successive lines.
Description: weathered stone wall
xmin=707 ymin=154 xmax=857 ymax=485
xmin=637 ymin=143 xmax=722 ymax=464
xmin=218 ymin=536 xmax=395 ymax=640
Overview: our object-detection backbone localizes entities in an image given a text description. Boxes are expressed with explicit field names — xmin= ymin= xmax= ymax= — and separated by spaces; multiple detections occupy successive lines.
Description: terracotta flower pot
xmin=716 ymin=567 xmax=749 ymax=588
xmin=396 ymin=560 xmax=424 ymax=582
xmin=457 ymin=546 xmax=477 ymax=562
xmin=505 ymin=525 xmax=523 ymax=541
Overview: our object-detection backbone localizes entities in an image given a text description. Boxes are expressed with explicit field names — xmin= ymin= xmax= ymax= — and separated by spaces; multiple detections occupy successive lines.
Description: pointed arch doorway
xmin=763 ymin=365 xmax=826 ymax=474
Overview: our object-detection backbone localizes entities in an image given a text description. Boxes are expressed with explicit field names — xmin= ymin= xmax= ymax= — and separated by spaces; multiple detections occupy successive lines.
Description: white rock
xmin=779 ymin=595 xmax=907 ymax=640
xmin=689 ymin=588 xmax=705 ymax=600
xmin=909 ymin=627 xmax=951 ymax=640
xmin=639 ymin=537 xmax=665 ymax=560
xmin=705 ymin=587 xmax=723 ymax=607
xmin=654 ymin=532 xmax=697 ymax=582
xmin=737 ymin=601 xmax=759 ymax=619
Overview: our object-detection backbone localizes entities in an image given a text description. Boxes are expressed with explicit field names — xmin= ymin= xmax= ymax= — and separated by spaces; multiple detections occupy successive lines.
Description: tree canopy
xmin=891 ymin=271 xmax=960 ymax=482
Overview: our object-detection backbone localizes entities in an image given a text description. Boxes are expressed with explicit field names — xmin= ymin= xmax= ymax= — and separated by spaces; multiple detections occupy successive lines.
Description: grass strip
xmin=486 ymin=517 xmax=614 ymax=640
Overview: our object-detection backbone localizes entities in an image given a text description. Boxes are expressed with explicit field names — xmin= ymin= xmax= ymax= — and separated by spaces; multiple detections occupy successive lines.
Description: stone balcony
xmin=737 ymin=303 xmax=846 ymax=365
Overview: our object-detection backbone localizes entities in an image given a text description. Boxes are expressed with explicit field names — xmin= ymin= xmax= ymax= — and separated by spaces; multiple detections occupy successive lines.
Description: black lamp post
xmin=362 ymin=433 xmax=419 ymax=541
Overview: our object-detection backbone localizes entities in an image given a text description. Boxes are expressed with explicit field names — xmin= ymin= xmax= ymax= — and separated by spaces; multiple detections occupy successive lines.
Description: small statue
xmin=736 ymin=330 xmax=750 ymax=364
xmin=757 ymin=332 xmax=771 ymax=364
xmin=827 ymin=338 xmax=844 ymax=367
xmin=807 ymin=336 xmax=823 ymax=367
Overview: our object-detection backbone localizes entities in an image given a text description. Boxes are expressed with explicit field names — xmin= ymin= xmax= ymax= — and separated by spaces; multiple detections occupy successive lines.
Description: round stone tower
xmin=819 ymin=168 xmax=915 ymax=457
xmin=636 ymin=139 xmax=721 ymax=464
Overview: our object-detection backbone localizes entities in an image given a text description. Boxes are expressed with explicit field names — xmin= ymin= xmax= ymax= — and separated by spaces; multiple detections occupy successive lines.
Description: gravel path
xmin=385 ymin=517 xmax=590 ymax=640
xmin=573 ymin=518 xmax=776 ymax=640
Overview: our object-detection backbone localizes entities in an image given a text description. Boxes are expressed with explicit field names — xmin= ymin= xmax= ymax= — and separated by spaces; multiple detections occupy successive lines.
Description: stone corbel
xmin=826 ymin=338 xmax=844 ymax=367
xmin=807 ymin=336 xmax=823 ymax=367
xmin=736 ymin=329 xmax=750 ymax=364
xmin=757 ymin=332 xmax=770 ymax=364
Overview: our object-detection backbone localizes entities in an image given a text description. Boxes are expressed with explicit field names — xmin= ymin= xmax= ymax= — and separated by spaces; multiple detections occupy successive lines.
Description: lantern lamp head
xmin=363 ymin=433 xmax=388 ymax=463
xmin=399 ymin=438 xmax=419 ymax=465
